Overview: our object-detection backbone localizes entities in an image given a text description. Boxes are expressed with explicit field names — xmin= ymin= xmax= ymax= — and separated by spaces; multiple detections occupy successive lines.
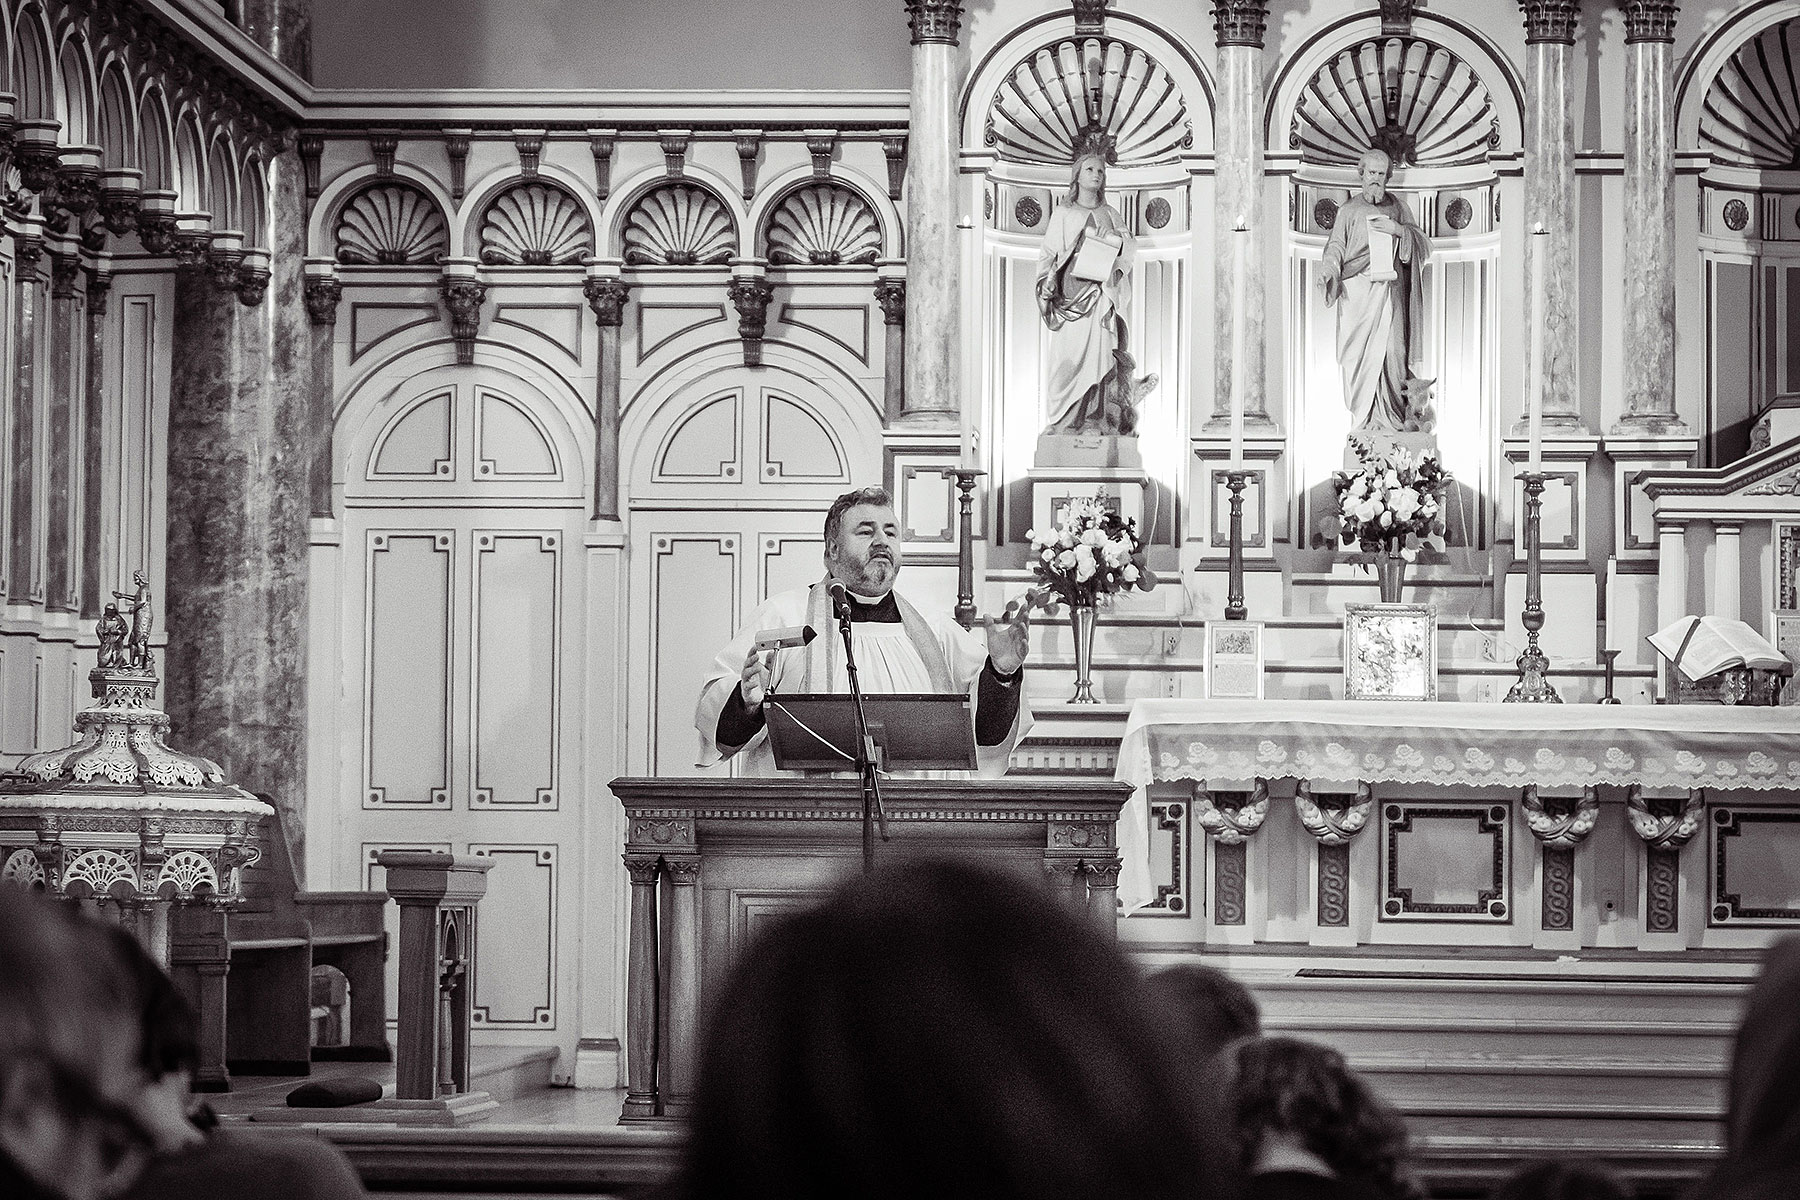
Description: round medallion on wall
xmin=1144 ymin=197 xmax=1172 ymax=230
xmin=1488 ymin=900 xmax=1507 ymax=919
xmin=1445 ymin=197 xmax=1473 ymax=230
xmin=1015 ymin=196 xmax=1043 ymax=228
xmin=1723 ymin=198 xmax=1750 ymax=232
xmin=1313 ymin=198 xmax=1338 ymax=230
xmin=1714 ymin=903 xmax=1733 ymax=922
xmin=1384 ymin=898 xmax=1403 ymax=917
xmin=1168 ymin=896 xmax=1185 ymax=913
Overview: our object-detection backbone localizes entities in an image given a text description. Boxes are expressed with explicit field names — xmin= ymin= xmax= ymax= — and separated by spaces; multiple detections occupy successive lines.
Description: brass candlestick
xmin=1225 ymin=469 xmax=1249 ymax=621
xmin=939 ymin=467 xmax=986 ymax=630
xmin=1506 ymin=471 xmax=1561 ymax=703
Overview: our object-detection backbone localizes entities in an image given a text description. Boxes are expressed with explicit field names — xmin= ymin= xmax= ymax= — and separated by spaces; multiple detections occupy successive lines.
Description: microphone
xmin=827 ymin=579 xmax=852 ymax=618
xmin=753 ymin=625 xmax=816 ymax=652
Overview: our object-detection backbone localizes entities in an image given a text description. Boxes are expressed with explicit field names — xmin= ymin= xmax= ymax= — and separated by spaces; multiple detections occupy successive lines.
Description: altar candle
xmin=1527 ymin=223 xmax=1547 ymax=474
xmin=1229 ymin=215 xmax=1247 ymax=469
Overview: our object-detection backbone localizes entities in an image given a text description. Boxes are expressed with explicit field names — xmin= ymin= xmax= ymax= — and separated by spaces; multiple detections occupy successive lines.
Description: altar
xmin=1113 ymin=699 xmax=1800 ymax=950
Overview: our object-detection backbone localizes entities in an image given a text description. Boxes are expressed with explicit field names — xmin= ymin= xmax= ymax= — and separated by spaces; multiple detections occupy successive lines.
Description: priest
xmin=695 ymin=486 xmax=1032 ymax=776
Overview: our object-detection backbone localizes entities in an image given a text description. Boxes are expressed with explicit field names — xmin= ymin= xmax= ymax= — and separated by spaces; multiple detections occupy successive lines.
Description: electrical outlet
xmin=1164 ymin=672 xmax=1180 ymax=697
xmin=1163 ymin=629 xmax=1180 ymax=655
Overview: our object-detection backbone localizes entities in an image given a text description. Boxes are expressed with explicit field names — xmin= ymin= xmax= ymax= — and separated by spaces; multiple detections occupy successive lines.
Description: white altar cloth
xmin=1112 ymin=699 xmax=1800 ymax=910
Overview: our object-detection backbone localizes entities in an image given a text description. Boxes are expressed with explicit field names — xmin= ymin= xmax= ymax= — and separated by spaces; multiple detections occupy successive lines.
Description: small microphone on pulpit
xmin=827 ymin=579 xmax=852 ymax=619
xmin=753 ymin=625 xmax=816 ymax=652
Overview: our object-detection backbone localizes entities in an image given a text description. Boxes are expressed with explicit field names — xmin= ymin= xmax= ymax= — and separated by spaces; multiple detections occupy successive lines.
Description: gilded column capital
xmin=1623 ymin=0 xmax=1677 ymax=43
xmin=905 ymin=0 xmax=962 ymax=46
xmin=1212 ymin=0 xmax=1269 ymax=49
xmin=584 ymin=277 xmax=630 ymax=327
xmin=1519 ymin=0 xmax=1578 ymax=44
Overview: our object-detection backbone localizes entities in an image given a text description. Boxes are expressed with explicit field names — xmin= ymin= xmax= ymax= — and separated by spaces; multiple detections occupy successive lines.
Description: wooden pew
xmin=172 ymin=803 xmax=389 ymax=1089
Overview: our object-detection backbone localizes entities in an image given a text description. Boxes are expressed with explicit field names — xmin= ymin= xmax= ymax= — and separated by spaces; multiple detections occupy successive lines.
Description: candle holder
xmin=1600 ymin=649 xmax=1622 ymax=705
xmin=939 ymin=467 xmax=986 ymax=630
xmin=1506 ymin=471 xmax=1562 ymax=703
xmin=1224 ymin=469 xmax=1249 ymax=621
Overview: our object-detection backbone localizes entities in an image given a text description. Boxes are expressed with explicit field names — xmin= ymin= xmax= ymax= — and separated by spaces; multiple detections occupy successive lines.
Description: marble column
xmin=900 ymin=0 xmax=962 ymax=425
xmin=584 ymin=272 xmax=628 ymax=522
xmin=8 ymin=230 xmax=42 ymax=603
xmin=82 ymin=265 xmax=110 ymax=617
xmin=1713 ymin=522 xmax=1741 ymax=624
xmin=1211 ymin=1 xmax=1270 ymax=427
xmin=45 ymin=253 xmax=79 ymax=613
xmin=1520 ymin=1 xmax=1583 ymax=430
xmin=165 ymin=151 xmax=311 ymax=868
xmin=236 ymin=0 xmax=311 ymax=79
xmin=1617 ymin=1 xmax=1684 ymax=433
xmin=302 ymin=263 xmax=339 ymax=517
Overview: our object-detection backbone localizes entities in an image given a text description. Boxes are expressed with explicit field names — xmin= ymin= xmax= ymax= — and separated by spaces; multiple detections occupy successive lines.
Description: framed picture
xmin=1204 ymin=621 xmax=1264 ymax=699
xmin=1343 ymin=604 xmax=1437 ymax=701
xmin=1775 ymin=523 xmax=1800 ymax=612
xmin=1768 ymin=609 xmax=1800 ymax=705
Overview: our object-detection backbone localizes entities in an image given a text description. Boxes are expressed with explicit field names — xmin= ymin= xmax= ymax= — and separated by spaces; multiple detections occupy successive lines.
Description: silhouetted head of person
xmin=1691 ymin=936 xmax=1800 ymax=1200
xmin=0 ymin=890 xmax=161 ymax=1200
xmin=1144 ymin=964 xmax=1261 ymax=1060
xmin=1230 ymin=1036 xmax=1422 ymax=1200
xmin=99 ymin=925 xmax=207 ymax=1154
xmin=1490 ymin=1159 xmax=1629 ymax=1200
xmin=677 ymin=857 xmax=1235 ymax=1200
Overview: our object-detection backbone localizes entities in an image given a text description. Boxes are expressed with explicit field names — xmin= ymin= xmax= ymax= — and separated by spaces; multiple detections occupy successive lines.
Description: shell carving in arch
xmin=479 ymin=182 xmax=594 ymax=266
xmin=623 ymin=183 xmax=736 ymax=266
xmin=336 ymin=182 xmax=450 ymax=265
xmin=765 ymin=182 xmax=881 ymax=266
xmin=1291 ymin=37 xmax=1498 ymax=168
xmin=1700 ymin=19 xmax=1800 ymax=169
xmin=985 ymin=37 xmax=1193 ymax=166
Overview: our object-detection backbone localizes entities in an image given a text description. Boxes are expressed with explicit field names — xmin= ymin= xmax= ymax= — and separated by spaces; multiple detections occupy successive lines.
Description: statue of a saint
xmin=112 ymin=571 xmax=154 ymax=671
xmin=1320 ymin=148 xmax=1434 ymax=432
xmin=96 ymin=604 xmax=129 ymax=669
xmin=1036 ymin=152 xmax=1157 ymax=437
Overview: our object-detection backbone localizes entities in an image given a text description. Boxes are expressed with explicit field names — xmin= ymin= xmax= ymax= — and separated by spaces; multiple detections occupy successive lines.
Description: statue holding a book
xmin=1035 ymin=149 xmax=1156 ymax=439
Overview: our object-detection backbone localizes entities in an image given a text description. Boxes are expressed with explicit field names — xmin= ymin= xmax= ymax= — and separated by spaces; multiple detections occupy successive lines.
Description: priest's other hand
xmin=984 ymin=600 xmax=1031 ymax=675
xmin=740 ymin=646 xmax=774 ymax=708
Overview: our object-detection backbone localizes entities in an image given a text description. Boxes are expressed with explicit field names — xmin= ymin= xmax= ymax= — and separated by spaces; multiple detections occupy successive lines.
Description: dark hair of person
xmin=102 ymin=924 xmax=199 ymax=1079
xmin=673 ymin=857 xmax=1236 ymax=1200
xmin=1144 ymin=963 xmax=1261 ymax=1059
xmin=822 ymin=486 xmax=892 ymax=546
xmin=1231 ymin=1036 xmax=1422 ymax=1200
xmin=1690 ymin=936 xmax=1800 ymax=1200
xmin=1489 ymin=1159 xmax=1629 ymax=1200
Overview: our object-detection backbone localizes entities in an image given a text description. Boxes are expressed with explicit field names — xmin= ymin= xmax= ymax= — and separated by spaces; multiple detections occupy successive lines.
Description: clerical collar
xmin=842 ymin=591 xmax=901 ymax=622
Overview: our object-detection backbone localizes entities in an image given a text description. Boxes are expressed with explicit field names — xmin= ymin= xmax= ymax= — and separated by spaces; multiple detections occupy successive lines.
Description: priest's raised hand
xmin=983 ymin=599 xmax=1031 ymax=676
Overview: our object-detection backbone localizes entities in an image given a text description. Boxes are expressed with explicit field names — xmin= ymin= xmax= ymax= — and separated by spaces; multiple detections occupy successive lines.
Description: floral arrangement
xmin=1321 ymin=439 xmax=1449 ymax=558
xmin=1025 ymin=495 xmax=1157 ymax=612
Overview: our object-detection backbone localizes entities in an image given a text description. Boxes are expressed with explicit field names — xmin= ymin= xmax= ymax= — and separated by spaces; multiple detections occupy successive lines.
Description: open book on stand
xmin=1648 ymin=615 xmax=1793 ymax=705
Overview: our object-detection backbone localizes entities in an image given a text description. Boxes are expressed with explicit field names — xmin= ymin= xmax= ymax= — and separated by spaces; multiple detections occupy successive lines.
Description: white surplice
xmin=694 ymin=584 xmax=1031 ymax=778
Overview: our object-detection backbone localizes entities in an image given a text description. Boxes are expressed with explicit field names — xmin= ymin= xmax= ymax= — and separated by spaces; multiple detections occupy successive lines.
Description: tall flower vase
xmin=1376 ymin=546 xmax=1406 ymax=604
xmin=1068 ymin=603 xmax=1098 ymax=703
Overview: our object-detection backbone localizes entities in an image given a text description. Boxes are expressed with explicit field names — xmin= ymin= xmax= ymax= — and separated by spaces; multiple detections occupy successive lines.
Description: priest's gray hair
xmin=824 ymin=486 xmax=893 ymax=546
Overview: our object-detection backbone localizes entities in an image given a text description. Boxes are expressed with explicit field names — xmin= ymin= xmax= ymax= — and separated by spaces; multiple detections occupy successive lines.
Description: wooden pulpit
xmin=608 ymin=776 xmax=1130 ymax=1124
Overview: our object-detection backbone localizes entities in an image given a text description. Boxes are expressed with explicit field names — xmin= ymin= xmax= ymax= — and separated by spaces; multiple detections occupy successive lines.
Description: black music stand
xmin=764 ymin=693 xmax=978 ymax=774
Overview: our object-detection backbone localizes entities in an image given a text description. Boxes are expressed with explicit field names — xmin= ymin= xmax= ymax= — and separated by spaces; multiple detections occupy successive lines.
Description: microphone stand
xmin=834 ymin=589 xmax=889 ymax=873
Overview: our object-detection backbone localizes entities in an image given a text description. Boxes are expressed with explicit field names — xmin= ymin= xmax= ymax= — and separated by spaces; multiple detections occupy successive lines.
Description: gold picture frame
xmin=1344 ymin=603 xmax=1437 ymax=701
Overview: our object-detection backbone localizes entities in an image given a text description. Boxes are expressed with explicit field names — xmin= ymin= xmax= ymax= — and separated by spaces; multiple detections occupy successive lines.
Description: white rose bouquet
xmin=1025 ymin=494 xmax=1156 ymax=612
xmin=1321 ymin=440 xmax=1449 ymax=558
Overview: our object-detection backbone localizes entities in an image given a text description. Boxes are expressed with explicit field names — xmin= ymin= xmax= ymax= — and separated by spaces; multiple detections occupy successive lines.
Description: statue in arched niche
xmin=1320 ymin=148 xmax=1436 ymax=433
xmin=1035 ymin=150 xmax=1157 ymax=441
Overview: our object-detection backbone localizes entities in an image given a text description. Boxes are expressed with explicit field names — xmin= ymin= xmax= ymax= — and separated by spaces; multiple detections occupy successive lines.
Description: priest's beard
xmin=827 ymin=549 xmax=897 ymax=597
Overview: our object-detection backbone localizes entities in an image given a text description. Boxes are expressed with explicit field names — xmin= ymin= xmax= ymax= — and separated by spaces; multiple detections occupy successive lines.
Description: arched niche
xmin=618 ymin=178 xmax=739 ymax=267
xmin=458 ymin=162 xmax=603 ymax=262
xmin=746 ymin=161 xmax=901 ymax=261
xmin=13 ymin=6 xmax=56 ymax=123
xmin=756 ymin=177 xmax=884 ymax=266
xmin=206 ymin=135 xmax=236 ymax=229
xmin=55 ymin=32 xmax=94 ymax=147
xmin=332 ymin=178 xmax=451 ymax=265
xmin=239 ymin=157 xmax=267 ymax=249
xmin=137 ymin=87 xmax=173 ymax=192
xmin=173 ymin=110 xmax=206 ymax=214
xmin=97 ymin=62 xmax=135 ymax=171
xmin=476 ymin=178 xmax=594 ymax=266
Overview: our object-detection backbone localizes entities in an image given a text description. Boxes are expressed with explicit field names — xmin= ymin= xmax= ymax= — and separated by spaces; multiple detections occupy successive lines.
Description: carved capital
xmin=14 ymin=234 xmax=43 ymax=273
xmin=905 ymin=0 xmax=962 ymax=46
xmin=1521 ymin=785 xmax=1599 ymax=849
xmin=728 ymin=274 xmax=775 ymax=366
xmin=304 ymin=276 xmax=342 ymax=326
xmin=15 ymin=143 xmax=61 ymax=199
xmin=86 ymin=268 xmax=112 ymax=316
xmin=1520 ymin=0 xmax=1579 ymax=43
xmin=663 ymin=857 xmax=701 ymax=885
xmin=50 ymin=253 xmax=80 ymax=299
xmin=1623 ymin=0 xmax=1677 ymax=43
xmin=100 ymin=190 xmax=139 ymax=236
xmin=136 ymin=210 xmax=177 ymax=255
xmin=1193 ymin=778 xmax=1270 ymax=845
xmin=234 ymin=262 xmax=270 ymax=307
xmin=584 ymin=277 xmax=630 ymax=327
xmin=52 ymin=166 xmax=100 ymax=221
xmin=874 ymin=277 xmax=906 ymax=326
xmin=623 ymin=853 xmax=661 ymax=885
xmin=207 ymin=248 xmax=244 ymax=295
xmin=1212 ymin=0 xmax=1269 ymax=48
xmin=1085 ymin=857 xmax=1123 ymax=887
xmin=1072 ymin=0 xmax=1109 ymax=35
xmin=172 ymin=232 xmax=212 ymax=273
xmin=439 ymin=276 xmax=487 ymax=366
